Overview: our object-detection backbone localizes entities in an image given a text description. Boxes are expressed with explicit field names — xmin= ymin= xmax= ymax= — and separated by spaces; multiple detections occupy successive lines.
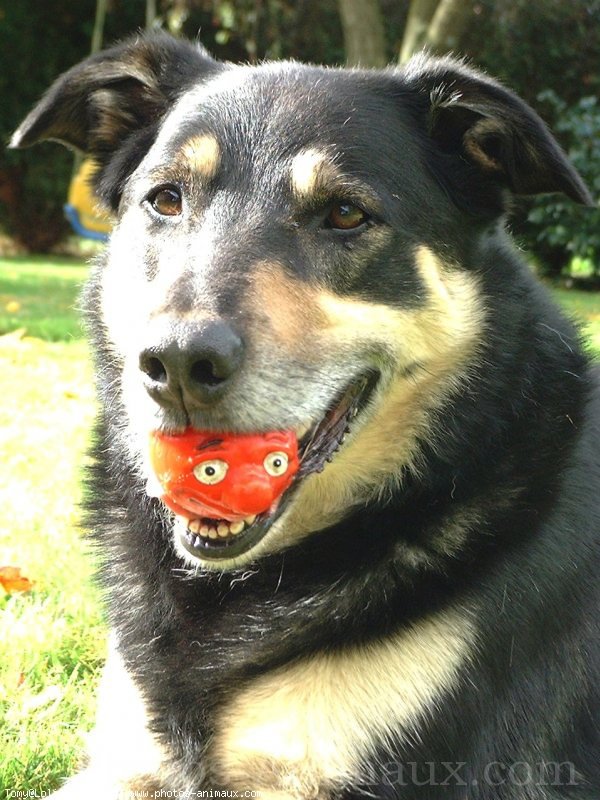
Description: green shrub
xmin=522 ymin=92 xmax=600 ymax=277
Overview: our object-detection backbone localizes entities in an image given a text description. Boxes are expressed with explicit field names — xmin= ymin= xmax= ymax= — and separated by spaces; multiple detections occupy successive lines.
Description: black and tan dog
xmin=11 ymin=34 xmax=600 ymax=799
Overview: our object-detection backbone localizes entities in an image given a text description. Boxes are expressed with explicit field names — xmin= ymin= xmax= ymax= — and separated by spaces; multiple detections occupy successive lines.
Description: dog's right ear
xmin=402 ymin=54 xmax=593 ymax=209
xmin=9 ymin=33 xmax=221 ymax=155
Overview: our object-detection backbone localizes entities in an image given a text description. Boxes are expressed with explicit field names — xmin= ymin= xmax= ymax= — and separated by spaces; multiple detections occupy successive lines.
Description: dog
xmin=11 ymin=33 xmax=600 ymax=799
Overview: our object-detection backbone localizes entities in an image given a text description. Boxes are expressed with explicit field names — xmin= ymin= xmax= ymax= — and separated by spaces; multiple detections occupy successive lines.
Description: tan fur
xmin=255 ymin=245 xmax=485 ymax=556
xmin=463 ymin=121 xmax=505 ymax=174
xmin=180 ymin=133 xmax=221 ymax=180
xmin=249 ymin=261 xmax=329 ymax=355
xmin=290 ymin=148 xmax=340 ymax=199
xmin=213 ymin=606 xmax=476 ymax=797
xmin=90 ymin=89 xmax=137 ymax=150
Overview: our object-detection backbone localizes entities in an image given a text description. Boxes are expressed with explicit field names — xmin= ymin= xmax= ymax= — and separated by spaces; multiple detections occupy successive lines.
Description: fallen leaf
xmin=0 ymin=566 xmax=35 ymax=594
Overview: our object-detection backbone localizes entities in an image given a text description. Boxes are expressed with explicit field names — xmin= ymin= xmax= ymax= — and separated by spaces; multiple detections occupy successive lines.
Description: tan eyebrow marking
xmin=290 ymin=148 xmax=341 ymax=199
xmin=290 ymin=147 xmax=384 ymax=218
xmin=180 ymin=134 xmax=221 ymax=180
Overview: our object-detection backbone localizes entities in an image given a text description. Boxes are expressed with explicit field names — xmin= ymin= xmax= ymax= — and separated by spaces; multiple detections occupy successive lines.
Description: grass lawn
xmin=0 ymin=255 xmax=599 ymax=793
xmin=0 ymin=256 xmax=90 ymax=341
xmin=0 ymin=257 xmax=103 ymax=795
xmin=551 ymin=287 xmax=600 ymax=356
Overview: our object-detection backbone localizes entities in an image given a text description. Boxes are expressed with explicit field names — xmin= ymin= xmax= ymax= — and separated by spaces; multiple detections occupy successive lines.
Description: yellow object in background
xmin=64 ymin=159 xmax=112 ymax=241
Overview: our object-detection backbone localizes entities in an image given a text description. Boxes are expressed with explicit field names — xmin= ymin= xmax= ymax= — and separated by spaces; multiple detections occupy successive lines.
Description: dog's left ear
xmin=403 ymin=55 xmax=594 ymax=206
xmin=9 ymin=32 xmax=221 ymax=155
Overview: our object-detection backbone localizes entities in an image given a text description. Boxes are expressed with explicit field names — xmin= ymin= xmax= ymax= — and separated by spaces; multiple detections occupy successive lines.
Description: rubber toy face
xmin=149 ymin=429 xmax=299 ymax=522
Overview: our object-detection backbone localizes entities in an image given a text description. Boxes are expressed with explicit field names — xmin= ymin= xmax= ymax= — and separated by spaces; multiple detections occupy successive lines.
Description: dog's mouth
xmin=176 ymin=371 xmax=379 ymax=562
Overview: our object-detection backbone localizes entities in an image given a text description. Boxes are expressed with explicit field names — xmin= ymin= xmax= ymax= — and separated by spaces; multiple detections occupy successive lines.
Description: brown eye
xmin=327 ymin=202 xmax=368 ymax=231
xmin=150 ymin=187 xmax=182 ymax=217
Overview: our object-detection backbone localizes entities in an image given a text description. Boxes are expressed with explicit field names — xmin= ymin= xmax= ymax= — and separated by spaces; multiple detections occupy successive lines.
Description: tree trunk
xmin=146 ymin=0 xmax=157 ymax=31
xmin=425 ymin=0 xmax=472 ymax=53
xmin=399 ymin=0 xmax=439 ymax=64
xmin=166 ymin=0 xmax=189 ymax=35
xmin=91 ymin=0 xmax=108 ymax=55
xmin=337 ymin=0 xmax=387 ymax=68
xmin=399 ymin=0 xmax=473 ymax=63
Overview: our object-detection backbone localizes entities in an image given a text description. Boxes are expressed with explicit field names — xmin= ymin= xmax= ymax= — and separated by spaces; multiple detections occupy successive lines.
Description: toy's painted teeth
xmin=185 ymin=516 xmax=256 ymax=541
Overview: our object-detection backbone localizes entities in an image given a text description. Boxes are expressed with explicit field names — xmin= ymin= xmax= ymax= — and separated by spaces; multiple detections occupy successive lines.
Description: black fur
xmin=11 ymin=34 xmax=599 ymax=798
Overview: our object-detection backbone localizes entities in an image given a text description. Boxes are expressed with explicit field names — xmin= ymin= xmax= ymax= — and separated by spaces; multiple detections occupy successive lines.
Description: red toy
xmin=149 ymin=428 xmax=299 ymax=522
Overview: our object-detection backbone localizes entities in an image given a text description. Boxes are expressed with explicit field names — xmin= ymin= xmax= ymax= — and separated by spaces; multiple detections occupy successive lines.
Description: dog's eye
xmin=193 ymin=459 xmax=228 ymax=485
xmin=149 ymin=186 xmax=182 ymax=217
xmin=326 ymin=202 xmax=368 ymax=231
xmin=263 ymin=451 xmax=289 ymax=477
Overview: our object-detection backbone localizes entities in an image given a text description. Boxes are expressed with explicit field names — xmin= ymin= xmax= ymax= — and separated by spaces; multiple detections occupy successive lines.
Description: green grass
xmin=0 ymin=256 xmax=88 ymax=341
xmin=0 ymin=257 xmax=104 ymax=795
xmin=551 ymin=286 xmax=600 ymax=356
xmin=0 ymin=256 xmax=598 ymax=793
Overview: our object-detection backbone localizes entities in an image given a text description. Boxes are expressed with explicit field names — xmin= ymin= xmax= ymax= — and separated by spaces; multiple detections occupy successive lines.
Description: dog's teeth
xmin=185 ymin=514 xmax=253 ymax=540
xmin=192 ymin=535 xmax=201 ymax=548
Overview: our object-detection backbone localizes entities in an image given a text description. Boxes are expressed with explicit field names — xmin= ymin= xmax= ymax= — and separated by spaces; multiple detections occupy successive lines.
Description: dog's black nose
xmin=139 ymin=318 xmax=244 ymax=407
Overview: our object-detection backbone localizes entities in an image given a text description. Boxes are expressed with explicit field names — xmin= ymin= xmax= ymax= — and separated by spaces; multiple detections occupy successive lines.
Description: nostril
xmin=139 ymin=318 xmax=244 ymax=406
xmin=190 ymin=358 xmax=226 ymax=387
xmin=140 ymin=353 xmax=168 ymax=384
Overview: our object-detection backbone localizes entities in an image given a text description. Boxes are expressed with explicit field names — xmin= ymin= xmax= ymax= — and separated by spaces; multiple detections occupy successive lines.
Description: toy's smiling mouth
xmin=177 ymin=371 xmax=379 ymax=561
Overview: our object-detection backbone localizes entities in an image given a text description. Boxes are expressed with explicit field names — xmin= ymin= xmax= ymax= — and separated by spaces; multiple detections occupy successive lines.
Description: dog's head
xmin=12 ymin=34 xmax=592 ymax=570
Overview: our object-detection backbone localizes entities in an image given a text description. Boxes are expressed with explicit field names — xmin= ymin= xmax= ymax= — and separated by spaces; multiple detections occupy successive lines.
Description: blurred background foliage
xmin=0 ymin=0 xmax=598 ymax=277
xmin=524 ymin=92 xmax=600 ymax=278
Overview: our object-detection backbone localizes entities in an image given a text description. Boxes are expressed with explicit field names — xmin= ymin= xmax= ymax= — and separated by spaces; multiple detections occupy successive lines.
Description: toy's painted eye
xmin=263 ymin=451 xmax=289 ymax=477
xmin=193 ymin=459 xmax=228 ymax=485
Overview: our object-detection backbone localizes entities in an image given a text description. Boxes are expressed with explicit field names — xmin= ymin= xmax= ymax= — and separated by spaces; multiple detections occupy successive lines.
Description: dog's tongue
xmin=148 ymin=428 xmax=299 ymax=521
